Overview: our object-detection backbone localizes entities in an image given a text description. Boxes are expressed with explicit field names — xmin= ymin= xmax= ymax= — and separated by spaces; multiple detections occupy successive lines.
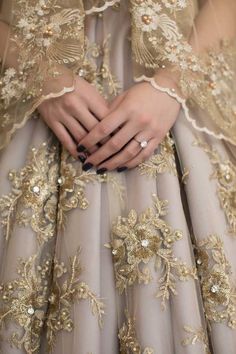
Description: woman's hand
xmin=38 ymin=75 xmax=109 ymax=159
xmin=77 ymin=81 xmax=181 ymax=173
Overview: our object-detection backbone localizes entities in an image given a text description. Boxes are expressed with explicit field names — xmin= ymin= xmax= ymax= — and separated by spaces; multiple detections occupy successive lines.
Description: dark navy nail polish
xmin=77 ymin=145 xmax=86 ymax=153
xmin=97 ymin=168 xmax=107 ymax=175
xmin=78 ymin=155 xmax=86 ymax=163
xmin=117 ymin=166 xmax=128 ymax=173
xmin=82 ymin=163 xmax=93 ymax=171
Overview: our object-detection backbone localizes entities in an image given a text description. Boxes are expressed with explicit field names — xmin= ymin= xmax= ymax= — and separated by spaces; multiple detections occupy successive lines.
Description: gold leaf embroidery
xmin=138 ymin=134 xmax=177 ymax=177
xmin=0 ymin=142 xmax=125 ymax=243
xmin=81 ymin=36 xmax=122 ymax=99
xmin=182 ymin=325 xmax=210 ymax=354
xmin=108 ymin=194 xmax=197 ymax=308
xmin=0 ymin=249 xmax=105 ymax=354
xmin=46 ymin=249 xmax=105 ymax=352
xmin=58 ymin=148 xmax=125 ymax=229
xmin=195 ymin=234 xmax=236 ymax=328
xmin=193 ymin=139 xmax=236 ymax=235
xmin=118 ymin=309 xmax=154 ymax=354
xmin=0 ymin=141 xmax=60 ymax=244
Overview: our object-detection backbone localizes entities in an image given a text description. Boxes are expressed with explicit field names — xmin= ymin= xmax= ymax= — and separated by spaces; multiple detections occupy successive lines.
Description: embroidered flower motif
xmin=0 ymin=142 xmax=125 ymax=243
xmin=0 ymin=250 xmax=105 ymax=354
xmin=106 ymin=195 xmax=197 ymax=307
xmin=193 ymin=140 xmax=236 ymax=235
xmin=195 ymin=234 xmax=236 ymax=328
xmin=135 ymin=4 xmax=161 ymax=32
xmin=202 ymin=271 xmax=231 ymax=306
xmin=138 ymin=134 xmax=177 ymax=177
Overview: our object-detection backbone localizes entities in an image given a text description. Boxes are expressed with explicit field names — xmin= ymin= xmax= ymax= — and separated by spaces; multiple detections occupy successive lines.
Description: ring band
xmin=133 ymin=137 xmax=149 ymax=149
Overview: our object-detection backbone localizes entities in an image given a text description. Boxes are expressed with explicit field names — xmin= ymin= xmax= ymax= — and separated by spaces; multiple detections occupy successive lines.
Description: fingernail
xmin=78 ymin=155 xmax=86 ymax=163
xmin=97 ymin=168 xmax=107 ymax=175
xmin=82 ymin=163 xmax=93 ymax=171
xmin=77 ymin=145 xmax=86 ymax=153
xmin=117 ymin=166 xmax=128 ymax=173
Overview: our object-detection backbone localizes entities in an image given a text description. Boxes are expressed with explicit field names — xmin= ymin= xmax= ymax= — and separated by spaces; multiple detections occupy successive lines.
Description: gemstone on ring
xmin=140 ymin=140 xmax=148 ymax=148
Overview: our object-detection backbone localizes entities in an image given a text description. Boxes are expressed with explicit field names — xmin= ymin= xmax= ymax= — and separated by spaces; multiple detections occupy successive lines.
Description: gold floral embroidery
xmin=182 ymin=325 xmax=210 ymax=354
xmin=129 ymin=0 xmax=236 ymax=145
xmin=81 ymin=36 xmax=122 ymax=99
xmin=46 ymin=249 xmax=105 ymax=352
xmin=58 ymin=148 xmax=125 ymax=228
xmin=106 ymin=194 xmax=197 ymax=308
xmin=0 ymin=141 xmax=60 ymax=244
xmin=195 ymin=234 xmax=236 ymax=328
xmin=118 ymin=309 xmax=154 ymax=354
xmin=0 ymin=0 xmax=85 ymax=150
xmin=0 ymin=142 xmax=125 ymax=243
xmin=138 ymin=134 xmax=177 ymax=177
xmin=193 ymin=139 xmax=236 ymax=235
xmin=0 ymin=249 xmax=105 ymax=354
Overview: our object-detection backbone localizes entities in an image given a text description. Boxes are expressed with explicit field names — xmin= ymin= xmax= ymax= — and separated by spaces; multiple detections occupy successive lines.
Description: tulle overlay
xmin=0 ymin=2 xmax=236 ymax=354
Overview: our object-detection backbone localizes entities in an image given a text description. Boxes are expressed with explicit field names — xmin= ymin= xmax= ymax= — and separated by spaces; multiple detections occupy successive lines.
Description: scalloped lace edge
xmin=85 ymin=0 xmax=120 ymax=15
xmin=0 ymin=84 xmax=75 ymax=152
xmin=135 ymin=75 xmax=236 ymax=147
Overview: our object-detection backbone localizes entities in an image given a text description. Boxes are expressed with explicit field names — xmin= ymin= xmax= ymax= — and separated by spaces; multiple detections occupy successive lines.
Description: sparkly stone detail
xmin=57 ymin=177 xmax=63 ymax=185
xmin=32 ymin=186 xmax=40 ymax=194
xmin=78 ymin=69 xmax=85 ymax=77
xmin=141 ymin=239 xmax=149 ymax=247
xmin=112 ymin=249 xmax=118 ymax=255
xmin=27 ymin=306 xmax=35 ymax=315
xmin=211 ymin=284 xmax=220 ymax=293
xmin=140 ymin=140 xmax=148 ymax=148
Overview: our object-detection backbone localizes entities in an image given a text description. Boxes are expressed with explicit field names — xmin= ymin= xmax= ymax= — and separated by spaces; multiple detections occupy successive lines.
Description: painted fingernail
xmin=82 ymin=163 xmax=93 ymax=171
xmin=78 ymin=155 xmax=86 ymax=163
xmin=117 ymin=166 xmax=128 ymax=173
xmin=97 ymin=168 xmax=107 ymax=175
xmin=77 ymin=144 xmax=86 ymax=153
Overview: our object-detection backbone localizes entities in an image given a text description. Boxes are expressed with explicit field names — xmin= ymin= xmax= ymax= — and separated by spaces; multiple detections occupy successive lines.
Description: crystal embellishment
xmin=140 ymin=140 xmax=148 ymax=148
xmin=211 ymin=284 xmax=220 ymax=293
xmin=32 ymin=186 xmax=40 ymax=194
xmin=141 ymin=239 xmax=149 ymax=247
xmin=27 ymin=306 xmax=35 ymax=315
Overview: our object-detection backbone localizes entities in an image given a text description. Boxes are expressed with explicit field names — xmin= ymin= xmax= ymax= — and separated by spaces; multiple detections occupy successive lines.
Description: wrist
xmin=153 ymin=67 xmax=186 ymax=100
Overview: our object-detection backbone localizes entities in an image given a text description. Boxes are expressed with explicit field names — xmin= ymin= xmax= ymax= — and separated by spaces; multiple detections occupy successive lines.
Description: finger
xmin=83 ymin=122 xmax=140 ymax=168
xmin=67 ymin=105 xmax=102 ymax=153
xmin=86 ymin=86 xmax=110 ymax=120
xmin=70 ymin=104 xmax=99 ymax=131
xmin=77 ymin=108 xmax=127 ymax=152
xmin=63 ymin=114 xmax=87 ymax=143
xmin=109 ymin=91 xmax=127 ymax=111
xmin=123 ymin=138 xmax=159 ymax=170
xmin=96 ymin=138 xmax=142 ymax=172
xmin=52 ymin=122 xmax=78 ymax=158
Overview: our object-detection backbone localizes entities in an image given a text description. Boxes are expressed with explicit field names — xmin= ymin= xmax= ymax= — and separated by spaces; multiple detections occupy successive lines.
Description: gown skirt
xmin=0 ymin=2 xmax=236 ymax=354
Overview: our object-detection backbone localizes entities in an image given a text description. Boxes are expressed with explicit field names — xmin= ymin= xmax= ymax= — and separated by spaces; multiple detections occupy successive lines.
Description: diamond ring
xmin=133 ymin=138 xmax=149 ymax=149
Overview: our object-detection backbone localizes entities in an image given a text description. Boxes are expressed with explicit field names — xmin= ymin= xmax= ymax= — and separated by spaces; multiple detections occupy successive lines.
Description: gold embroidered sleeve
xmin=0 ymin=0 xmax=85 ymax=151
xmin=130 ymin=0 xmax=236 ymax=145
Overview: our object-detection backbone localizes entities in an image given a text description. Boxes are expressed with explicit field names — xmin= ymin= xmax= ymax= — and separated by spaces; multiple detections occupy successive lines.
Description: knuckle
xmin=98 ymin=123 xmax=110 ymax=136
xmin=142 ymin=150 xmax=151 ymax=160
xmin=138 ymin=114 xmax=151 ymax=126
xmin=63 ymin=95 xmax=74 ymax=108
xmin=109 ymin=139 xmax=120 ymax=151
xmin=126 ymin=149 xmax=136 ymax=159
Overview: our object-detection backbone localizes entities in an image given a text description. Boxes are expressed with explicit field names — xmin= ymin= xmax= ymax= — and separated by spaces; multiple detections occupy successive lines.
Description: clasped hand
xmin=38 ymin=76 xmax=181 ymax=173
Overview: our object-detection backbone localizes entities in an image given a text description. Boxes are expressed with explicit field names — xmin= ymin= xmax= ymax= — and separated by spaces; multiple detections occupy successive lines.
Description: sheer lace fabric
xmin=0 ymin=0 xmax=236 ymax=150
